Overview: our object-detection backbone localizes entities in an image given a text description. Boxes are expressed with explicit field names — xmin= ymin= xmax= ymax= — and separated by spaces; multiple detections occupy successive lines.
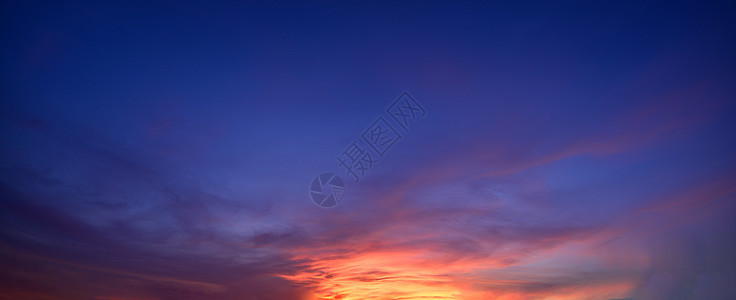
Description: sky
xmin=1 ymin=1 xmax=735 ymax=299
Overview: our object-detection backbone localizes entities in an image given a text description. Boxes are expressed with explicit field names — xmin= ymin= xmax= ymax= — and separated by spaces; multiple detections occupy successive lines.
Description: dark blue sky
xmin=1 ymin=1 xmax=735 ymax=299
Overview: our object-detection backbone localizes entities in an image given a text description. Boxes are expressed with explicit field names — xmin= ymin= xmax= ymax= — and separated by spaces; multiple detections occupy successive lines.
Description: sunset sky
xmin=1 ymin=1 xmax=735 ymax=299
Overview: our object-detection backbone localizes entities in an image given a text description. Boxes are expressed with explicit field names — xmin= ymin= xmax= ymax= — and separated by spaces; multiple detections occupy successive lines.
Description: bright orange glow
xmin=278 ymin=237 xmax=642 ymax=299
